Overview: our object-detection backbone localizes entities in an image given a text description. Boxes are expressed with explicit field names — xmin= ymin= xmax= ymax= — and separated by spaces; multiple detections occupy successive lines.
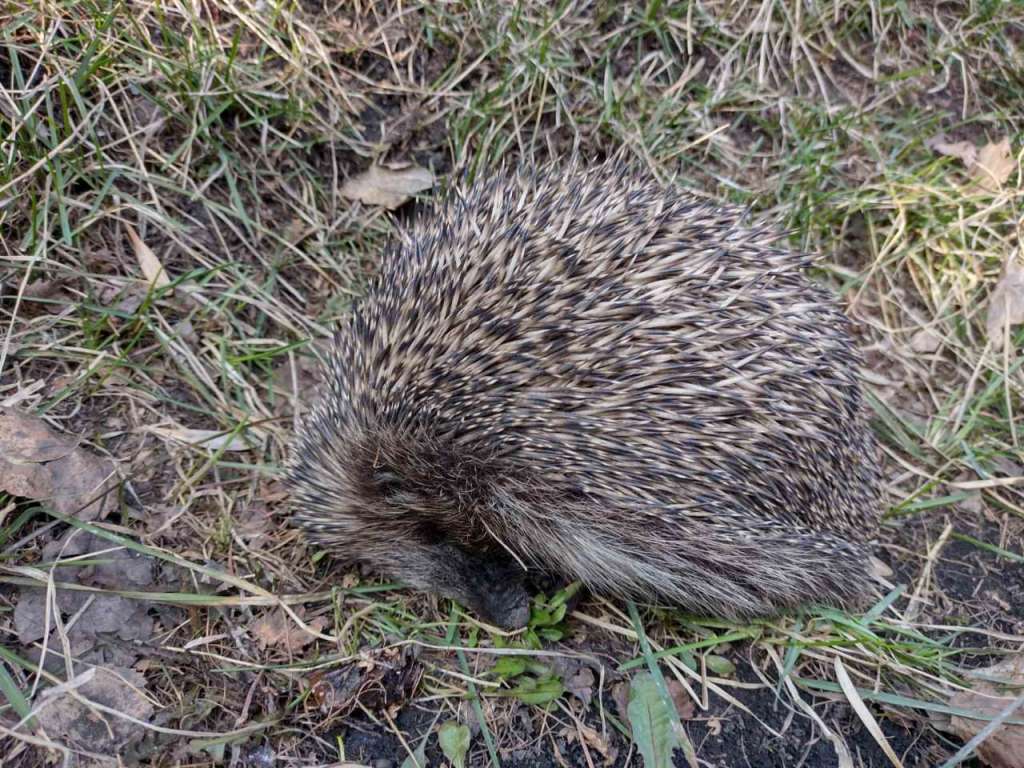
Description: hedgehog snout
xmin=390 ymin=540 xmax=531 ymax=629
xmin=470 ymin=559 xmax=531 ymax=629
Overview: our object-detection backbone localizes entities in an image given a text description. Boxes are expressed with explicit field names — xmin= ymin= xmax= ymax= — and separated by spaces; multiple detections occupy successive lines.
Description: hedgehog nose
xmin=498 ymin=601 xmax=531 ymax=630
xmin=475 ymin=578 xmax=531 ymax=630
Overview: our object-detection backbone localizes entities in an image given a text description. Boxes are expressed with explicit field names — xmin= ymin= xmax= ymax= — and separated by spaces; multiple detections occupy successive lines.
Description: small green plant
xmin=627 ymin=672 xmax=681 ymax=768
xmin=489 ymin=656 xmax=564 ymax=705
xmin=483 ymin=582 xmax=582 ymax=704
xmin=524 ymin=581 xmax=582 ymax=647
xmin=437 ymin=720 xmax=471 ymax=768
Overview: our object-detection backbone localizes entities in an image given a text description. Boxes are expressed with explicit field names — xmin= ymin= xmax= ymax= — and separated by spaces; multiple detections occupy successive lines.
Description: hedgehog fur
xmin=286 ymin=160 xmax=883 ymax=629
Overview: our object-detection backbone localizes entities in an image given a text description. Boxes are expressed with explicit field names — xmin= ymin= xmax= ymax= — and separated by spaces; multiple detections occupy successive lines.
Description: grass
xmin=1 ymin=0 xmax=1023 ymax=765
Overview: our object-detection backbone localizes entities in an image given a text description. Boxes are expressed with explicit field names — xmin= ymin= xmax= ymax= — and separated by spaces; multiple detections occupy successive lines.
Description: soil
xmin=886 ymin=509 xmax=1024 ymax=637
xmin=325 ymin=650 xmax=965 ymax=768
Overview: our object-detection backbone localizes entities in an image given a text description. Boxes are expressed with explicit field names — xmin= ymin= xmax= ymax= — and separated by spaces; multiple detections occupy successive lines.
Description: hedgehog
xmin=285 ymin=160 xmax=883 ymax=629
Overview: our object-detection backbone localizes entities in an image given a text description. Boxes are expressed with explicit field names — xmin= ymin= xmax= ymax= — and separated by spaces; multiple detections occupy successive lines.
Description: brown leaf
xmin=958 ymin=490 xmax=984 ymax=515
xmin=0 ymin=408 xmax=116 ymax=521
xmin=271 ymin=354 xmax=323 ymax=418
xmin=15 ymin=588 xmax=66 ymax=644
xmin=611 ymin=680 xmax=630 ymax=720
xmin=15 ymin=588 xmax=152 ymax=645
xmin=986 ymin=253 xmax=1024 ymax=351
xmin=35 ymin=666 xmax=154 ymax=756
xmin=307 ymin=645 xmax=422 ymax=716
xmin=340 ymin=164 xmax=434 ymax=209
xmin=42 ymin=532 xmax=156 ymax=590
xmin=148 ymin=424 xmax=252 ymax=452
xmin=667 ymin=678 xmax=696 ymax=720
xmin=234 ymin=502 xmax=276 ymax=541
xmin=943 ymin=655 xmax=1024 ymax=768
xmin=870 ymin=556 xmax=894 ymax=580
xmin=973 ymin=138 xmax=1016 ymax=192
xmin=251 ymin=608 xmax=326 ymax=652
xmin=576 ymin=723 xmax=618 ymax=766
xmin=927 ymin=134 xmax=978 ymax=167
xmin=565 ymin=666 xmax=596 ymax=707
xmin=258 ymin=480 xmax=289 ymax=504
xmin=126 ymin=224 xmax=171 ymax=288
xmin=97 ymin=281 xmax=147 ymax=314
xmin=18 ymin=280 xmax=74 ymax=317
xmin=910 ymin=328 xmax=943 ymax=354
xmin=927 ymin=135 xmax=1016 ymax=192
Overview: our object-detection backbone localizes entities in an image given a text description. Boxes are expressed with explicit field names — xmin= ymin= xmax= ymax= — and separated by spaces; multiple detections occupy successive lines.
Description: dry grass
xmin=1 ymin=1 xmax=1023 ymax=766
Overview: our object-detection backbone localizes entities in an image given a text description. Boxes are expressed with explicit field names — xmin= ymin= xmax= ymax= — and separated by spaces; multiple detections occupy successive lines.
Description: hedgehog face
xmin=360 ymin=474 xmax=533 ymax=628
xmin=288 ymin=429 xmax=532 ymax=629
xmin=385 ymin=540 xmax=531 ymax=629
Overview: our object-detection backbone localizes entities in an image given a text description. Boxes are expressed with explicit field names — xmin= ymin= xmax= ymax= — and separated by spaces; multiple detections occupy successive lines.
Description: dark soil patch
xmin=317 ymin=646 xmax=963 ymax=768
xmin=682 ymin=656 xmax=958 ymax=768
xmin=885 ymin=509 xmax=1024 ymax=638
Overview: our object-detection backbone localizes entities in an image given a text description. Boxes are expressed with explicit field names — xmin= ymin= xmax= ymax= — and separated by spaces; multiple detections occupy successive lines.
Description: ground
xmin=1 ymin=1 xmax=1023 ymax=767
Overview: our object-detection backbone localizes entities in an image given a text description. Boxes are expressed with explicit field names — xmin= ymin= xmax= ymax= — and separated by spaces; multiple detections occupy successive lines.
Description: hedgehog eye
xmin=414 ymin=520 xmax=446 ymax=545
xmin=372 ymin=469 xmax=404 ymax=496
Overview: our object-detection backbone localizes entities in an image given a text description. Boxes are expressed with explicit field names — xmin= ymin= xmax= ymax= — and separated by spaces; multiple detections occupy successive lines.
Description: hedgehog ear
xmin=371 ymin=468 xmax=405 ymax=497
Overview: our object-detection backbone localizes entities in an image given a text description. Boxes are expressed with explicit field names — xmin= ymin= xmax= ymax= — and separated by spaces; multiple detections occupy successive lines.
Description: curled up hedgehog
xmin=286 ymin=161 xmax=883 ymax=629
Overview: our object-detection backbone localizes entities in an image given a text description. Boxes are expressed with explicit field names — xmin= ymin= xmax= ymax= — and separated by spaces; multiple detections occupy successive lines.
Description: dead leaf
xmin=986 ymin=253 xmax=1024 ymax=351
xmin=126 ymin=224 xmax=171 ymax=288
xmin=568 ymin=723 xmax=618 ymax=766
xmin=148 ymin=425 xmax=252 ymax=452
xmin=927 ymin=135 xmax=1016 ymax=192
xmin=15 ymin=588 xmax=152 ymax=645
xmin=870 ymin=556 xmax=894 ymax=580
xmin=15 ymin=588 xmax=63 ymax=644
xmin=35 ymin=666 xmax=154 ymax=756
xmin=308 ymin=645 xmax=422 ymax=716
xmin=587 ymin=729 xmax=618 ymax=766
xmin=26 ymin=626 xmax=103 ymax=675
xmin=958 ymin=490 xmax=984 ymax=515
xmin=0 ymin=408 xmax=116 ymax=521
xmin=927 ymin=135 xmax=978 ymax=167
xmin=234 ymin=502 xmax=276 ymax=541
xmin=173 ymin=318 xmax=198 ymax=344
xmin=611 ymin=680 xmax=630 ymax=720
xmin=271 ymin=354 xmax=323 ymax=418
xmin=258 ymin=480 xmax=289 ymax=504
xmin=97 ymin=281 xmax=148 ymax=315
xmin=36 ymin=531 xmax=155 ymax=592
xmin=565 ymin=666 xmax=596 ymax=707
xmin=252 ymin=609 xmax=326 ymax=652
xmin=973 ymin=138 xmax=1015 ymax=192
xmin=611 ymin=676 xmax=694 ymax=735
xmin=991 ymin=456 xmax=1024 ymax=478
xmin=910 ymin=328 xmax=943 ymax=354
xmin=14 ymin=530 xmax=157 ymax=676
xmin=21 ymin=279 xmax=66 ymax=302
xmin=667 ymin=678 xmax=696 ymax=720
xmin=340 ymin=164 xmax=434 ymax=209
xmin=48 ymin=533 xmax=156 ymax=590
xmin=939 ymin=654 xmax=1024 ymax=768
xmin=17 ymin=280 xmax=74 ymax=317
